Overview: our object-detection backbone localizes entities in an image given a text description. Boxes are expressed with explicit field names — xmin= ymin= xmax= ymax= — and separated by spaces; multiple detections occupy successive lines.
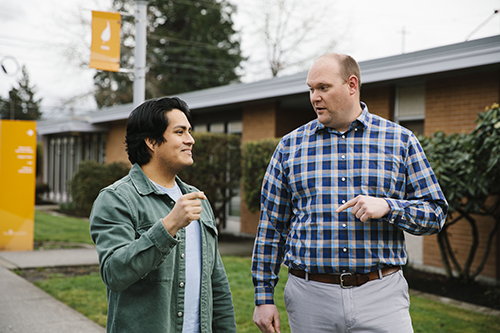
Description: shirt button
xmin=341 ymin=155 xmax=346 ymax=159
xmin=341 ymin=200 xmax=346 ymax=204
xmin=342 ymin=135 xmax=346 ymax=139
xmin=341 ymin=177 xmax=346 ymax=182
xmin=177 ymin=311 xmax=183 ymax=317
xmin=354 ymin=128 xmax=358 ymax=131
xmin=343 ymin=248 xmax=347 ymax=252
xmin=180 ymin=282 xmax=185 ymax=288
xmin=181 ymin=253 xmax=185 ymax=259
xmin=342 ymin=223 xmax=347 ymax=228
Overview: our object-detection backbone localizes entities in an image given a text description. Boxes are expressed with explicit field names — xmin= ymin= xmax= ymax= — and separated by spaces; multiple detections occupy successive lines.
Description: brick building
xmin=38 ymin=35 xmax=500 ymax=282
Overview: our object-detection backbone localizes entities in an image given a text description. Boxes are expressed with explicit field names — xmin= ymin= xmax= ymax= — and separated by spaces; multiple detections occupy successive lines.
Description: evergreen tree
xmin=0 ymin=66 xmax=42 ymax=120
xmin=94 ymin=0 xmax=243 ymax=108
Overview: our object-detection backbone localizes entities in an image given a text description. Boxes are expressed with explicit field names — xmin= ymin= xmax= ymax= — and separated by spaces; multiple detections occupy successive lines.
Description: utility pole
xmin=401 ymin=26 xmax=406 ymax=54
xmin=133 ymin=1 xmax=148 ymax=107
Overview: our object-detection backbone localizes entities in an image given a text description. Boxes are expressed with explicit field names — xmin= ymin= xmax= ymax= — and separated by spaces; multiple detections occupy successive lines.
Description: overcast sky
xmin=0 ymin=0 xmax=499 ymax=118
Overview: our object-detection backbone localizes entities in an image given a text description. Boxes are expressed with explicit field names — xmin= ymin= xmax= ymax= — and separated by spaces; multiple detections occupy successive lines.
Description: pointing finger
xmin=184 ymin=191 xmax=207 ymax=201
xmin=336 ymin=197 xmax=357 ymax=213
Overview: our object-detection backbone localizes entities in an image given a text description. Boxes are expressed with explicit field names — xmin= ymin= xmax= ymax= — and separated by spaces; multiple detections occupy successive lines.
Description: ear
xmin=145 ymin=138 xmax=155 ymax=152
xmin=347 ymin=75 xmax=359 ymax=96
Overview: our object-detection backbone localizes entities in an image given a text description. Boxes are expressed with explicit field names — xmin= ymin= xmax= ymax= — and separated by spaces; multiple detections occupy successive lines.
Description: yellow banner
xmin=0 ymin=120 xmax=37 ymax=251
xmin=90 ymin=11 xmax=121 ymax=72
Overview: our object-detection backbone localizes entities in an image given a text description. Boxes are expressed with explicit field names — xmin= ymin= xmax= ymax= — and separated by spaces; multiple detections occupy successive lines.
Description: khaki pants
xmin=284 ymin=269 xmax=413 ymax=333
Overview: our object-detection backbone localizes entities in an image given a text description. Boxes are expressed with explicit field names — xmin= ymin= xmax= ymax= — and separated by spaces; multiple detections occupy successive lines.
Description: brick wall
xmin=242 ymin=102 xmax=277 ymax=143
xmin=105 ymin=120 xmax=130 ymax=165
xmin=361 ymin=85 xmax=395 ymax=120
xmin=276 ymin=105 xmax=316 ymax=137
xmin=423 ymin=70 xmax=500 ymax=280
xmin=241 ymin=102 xmax=279 ymax=234
xmin=425 ymin=71 xmax=500 ymax=135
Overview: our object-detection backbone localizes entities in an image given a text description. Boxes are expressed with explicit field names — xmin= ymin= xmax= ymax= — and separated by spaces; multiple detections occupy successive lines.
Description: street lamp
xmin=1 ymin=56 xmax=20 ymax=77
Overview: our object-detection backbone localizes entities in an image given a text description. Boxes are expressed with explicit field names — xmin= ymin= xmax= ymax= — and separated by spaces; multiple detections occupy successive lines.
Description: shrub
xmin=242 ymin=138 xmax=281 ymax=213
xmin=419 ymin=103 xmax=500 ymax=282
xmin=35 ymin=182 xmax=50 ymax=204
xmin=68 ymin=161 xmax=130 ymax=217
xmin=179 ymin=132 xmax=241 ymax=229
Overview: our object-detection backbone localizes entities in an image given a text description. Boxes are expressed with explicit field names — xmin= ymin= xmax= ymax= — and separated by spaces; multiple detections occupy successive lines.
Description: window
xmin=46 ymin=133 xmax=106 ymax=203
xmin=193 ymin=124 xmax=208 ymax=132
xmin=192 ymin=120 xmax=242 ymax=221
xmin=209 ymin=123 xmax=225 ymax=133
xmin=395 ymin=84 xmax=425 ymax=135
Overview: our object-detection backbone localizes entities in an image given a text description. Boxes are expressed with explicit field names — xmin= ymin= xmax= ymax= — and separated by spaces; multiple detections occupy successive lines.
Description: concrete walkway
xmin=0 ymin=265 xmax=106 ymax=333
xmin=0 ymin=246 xmax=105 ymax=333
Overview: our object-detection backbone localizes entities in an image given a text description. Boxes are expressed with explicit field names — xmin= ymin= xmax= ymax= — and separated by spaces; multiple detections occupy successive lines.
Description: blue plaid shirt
xmin=252 ymin=103 xmax=448 ymax=305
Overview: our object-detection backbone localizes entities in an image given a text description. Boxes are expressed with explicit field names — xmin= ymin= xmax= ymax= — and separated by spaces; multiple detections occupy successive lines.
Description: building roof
xmin=38 ymin=35 xmax=500 ymax=133
xmin=36 ymin=117 xmax=109 ymax=136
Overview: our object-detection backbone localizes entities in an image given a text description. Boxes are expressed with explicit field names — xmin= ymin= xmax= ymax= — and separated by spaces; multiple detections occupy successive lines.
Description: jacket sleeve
xmin=89 ymin=188 xmax=179 ymax=292
xmin=211 ymin=247 xmax=237 ymax=333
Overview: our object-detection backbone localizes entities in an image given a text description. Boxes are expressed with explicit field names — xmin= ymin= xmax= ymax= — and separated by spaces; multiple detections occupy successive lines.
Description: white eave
xmin=37 ymin=117 xmax=109 ymax=135
xmin=360 ymin=35 xmax=500 ymax=83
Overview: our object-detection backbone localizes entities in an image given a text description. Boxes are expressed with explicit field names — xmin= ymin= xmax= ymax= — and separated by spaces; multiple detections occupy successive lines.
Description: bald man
xmin=251 ymin=54 xmax=448 ymax=333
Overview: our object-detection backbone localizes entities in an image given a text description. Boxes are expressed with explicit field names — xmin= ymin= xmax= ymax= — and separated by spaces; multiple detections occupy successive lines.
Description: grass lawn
xmin=32 ymin=210 xmax=500 ymax=332
xmin=34 ymin=210 xmax=94 ymax=245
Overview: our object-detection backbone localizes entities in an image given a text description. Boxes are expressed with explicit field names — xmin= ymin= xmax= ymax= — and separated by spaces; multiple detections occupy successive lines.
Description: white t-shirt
xmin=153 ymin=181 xmax=201 ymax=333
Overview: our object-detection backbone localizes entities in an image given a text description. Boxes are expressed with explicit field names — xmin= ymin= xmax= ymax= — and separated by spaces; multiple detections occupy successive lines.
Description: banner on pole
xmin=90 ymin=11 xmax=121 ymax=72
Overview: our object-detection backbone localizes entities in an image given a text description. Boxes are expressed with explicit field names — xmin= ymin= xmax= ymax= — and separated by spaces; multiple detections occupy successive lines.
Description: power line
xmin=465 ymin=9 xmax=499 ymax=41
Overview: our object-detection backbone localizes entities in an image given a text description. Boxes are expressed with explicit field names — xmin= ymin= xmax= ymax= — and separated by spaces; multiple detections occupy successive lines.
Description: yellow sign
xmin=0 ymin=120 xmax=37 ymax=251
xmin=90 ymin=11 xmax=121 ymax=72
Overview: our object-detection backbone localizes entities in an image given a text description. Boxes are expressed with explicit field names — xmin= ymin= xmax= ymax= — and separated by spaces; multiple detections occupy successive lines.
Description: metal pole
xmin=133 ymin=1 xmax=148 ymax=107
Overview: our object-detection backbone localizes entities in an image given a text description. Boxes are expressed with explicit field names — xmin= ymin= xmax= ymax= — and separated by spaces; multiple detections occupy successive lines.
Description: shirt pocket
xmin=358 ymin=154 xmax=404 ymax=197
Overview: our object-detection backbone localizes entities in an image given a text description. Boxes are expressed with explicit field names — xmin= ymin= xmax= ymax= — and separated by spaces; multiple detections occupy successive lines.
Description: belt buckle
xmin=340 ymin=272 xmax=354 ymax=289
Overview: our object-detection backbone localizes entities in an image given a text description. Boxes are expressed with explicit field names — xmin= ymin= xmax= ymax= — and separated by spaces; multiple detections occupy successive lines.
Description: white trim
xmin=37 ymin=119 xmax=108 ymax=135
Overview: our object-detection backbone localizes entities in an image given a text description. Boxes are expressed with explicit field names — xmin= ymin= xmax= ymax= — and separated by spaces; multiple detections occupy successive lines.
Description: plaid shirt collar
xmin=312 ymin=102 xmax=370 ymax=134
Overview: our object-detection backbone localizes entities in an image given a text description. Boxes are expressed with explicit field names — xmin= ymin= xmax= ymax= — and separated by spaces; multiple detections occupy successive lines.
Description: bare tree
xmin=248 ymin=0 xmax=343 ymax=78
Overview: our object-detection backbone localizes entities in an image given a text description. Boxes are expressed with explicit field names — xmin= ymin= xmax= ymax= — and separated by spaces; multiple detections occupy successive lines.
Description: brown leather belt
xmin=289 ymin=266 xmax=401 ymax=289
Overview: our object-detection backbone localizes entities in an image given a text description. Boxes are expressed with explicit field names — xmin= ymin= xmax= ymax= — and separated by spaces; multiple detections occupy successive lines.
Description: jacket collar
xmin=129 ymin=163 xmax=192 ymax=196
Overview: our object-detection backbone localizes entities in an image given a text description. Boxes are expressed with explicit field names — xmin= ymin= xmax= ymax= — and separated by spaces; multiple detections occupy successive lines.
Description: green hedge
xmin=179 ymin=132 xmax=241 ymax=228
xmin=68 ymin=161 xmax=130 ymax=217
xmin=241 ymin=138 xmax=281 ymax=213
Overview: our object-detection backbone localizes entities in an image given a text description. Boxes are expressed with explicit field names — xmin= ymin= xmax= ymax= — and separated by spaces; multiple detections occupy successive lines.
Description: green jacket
xmin=90 ymin=164 xmax=236 ymax=332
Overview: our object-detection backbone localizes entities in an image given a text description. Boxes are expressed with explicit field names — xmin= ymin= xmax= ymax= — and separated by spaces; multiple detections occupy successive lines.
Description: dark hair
xmin=125 ymin=97 xmax=191 ymax=165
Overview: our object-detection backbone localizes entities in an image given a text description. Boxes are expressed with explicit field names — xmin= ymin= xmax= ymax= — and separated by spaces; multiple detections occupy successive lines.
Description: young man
xmin=90 ymin=97 xmax=236 ymax=332
xmin=252 ymin=54 xmax=448 ymax=332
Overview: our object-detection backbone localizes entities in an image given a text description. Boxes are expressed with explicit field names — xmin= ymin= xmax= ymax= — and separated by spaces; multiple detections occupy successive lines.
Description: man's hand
xmin=253 ymin=304 xmax=281 ymax=333
xmin=162 ymin=191 xmax=206 ymax=236
xmin=336 ymin=195 xmax=390 ymax=222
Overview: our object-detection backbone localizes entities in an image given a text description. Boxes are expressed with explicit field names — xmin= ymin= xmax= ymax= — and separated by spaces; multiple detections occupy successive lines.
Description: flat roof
xmin=37 ymin=117 xmax=109 ymax=135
